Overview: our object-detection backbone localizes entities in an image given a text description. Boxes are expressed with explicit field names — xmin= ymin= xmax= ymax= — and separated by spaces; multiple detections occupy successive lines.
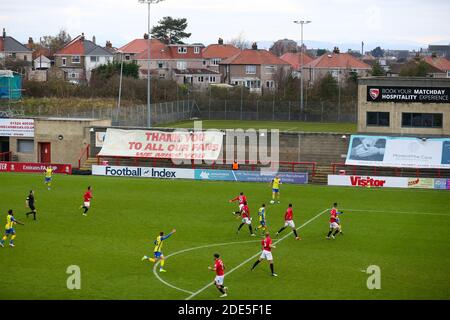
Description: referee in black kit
xmin=26 ymin=190 xmax=37 ymax=220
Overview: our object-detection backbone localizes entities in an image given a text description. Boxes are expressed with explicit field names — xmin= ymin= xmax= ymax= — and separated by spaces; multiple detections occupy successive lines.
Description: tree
xmin=316 ymin=49 xmax=327 ymax=56
xmin=151 ymin=16 xmax=191 ymax=44
xmin=40 ymin=29 xmax=72 ymax=56
xmin=91 ymin=61 xmax=139 ymax=80
xmin=371 ymin=61 xmax=386 ymax=76
xmin=269 ymin=39 xmax=298 ymax=56
xmin=399 ymin=60 xmax=430 ymax=77
xmin=227 ymin=32 xmax=251 ymax=50
xmin=371 ymin=46 xmax=385 ymax=58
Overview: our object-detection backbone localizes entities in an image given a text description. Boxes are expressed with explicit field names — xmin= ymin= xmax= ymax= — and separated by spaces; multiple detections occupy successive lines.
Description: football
xmin=270 ymin=200 xmax=275 ymax=204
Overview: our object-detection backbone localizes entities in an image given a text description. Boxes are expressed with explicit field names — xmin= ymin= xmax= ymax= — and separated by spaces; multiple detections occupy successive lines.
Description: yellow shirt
xmin=154 ymin=236 xmax=164 ymax=253
xmin=5 ymin=215 xmax=16 ymax=230
xmin=45 ymin=167 xmax=53 ymax=178
xmin=272 ymin=178 xmax=281 ymax=189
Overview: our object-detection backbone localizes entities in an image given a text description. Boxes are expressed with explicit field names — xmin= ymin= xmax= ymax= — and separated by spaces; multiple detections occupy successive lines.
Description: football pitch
xmin=157 ymin=120 xmax=357 ymax=133
xmin=0 ymin=173 xmax=449 ymax=300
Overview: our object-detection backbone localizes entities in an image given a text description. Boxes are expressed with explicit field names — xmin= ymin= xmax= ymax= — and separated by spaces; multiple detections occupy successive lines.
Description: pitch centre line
xmin=184 ymin=208 xmax=329 ymax=300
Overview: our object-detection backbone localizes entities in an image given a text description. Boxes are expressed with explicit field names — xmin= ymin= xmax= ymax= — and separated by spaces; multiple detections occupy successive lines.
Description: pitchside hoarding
xmin=98 ymin=128 xmax=223 ymax=160
xmin=0 ymin=119 xmax=34 ymax=137
xmin=367 ymin=86 xmax=450 ymax=103
xmin=0 ymin=162 xmax=72 ymax=174
xmin=92 ymin=165 xmax=308 ymax=184
xmin=328 ymin=175 xmax=450 ymax=190
xmin=346 ymin=135 xmax=450 ymax=169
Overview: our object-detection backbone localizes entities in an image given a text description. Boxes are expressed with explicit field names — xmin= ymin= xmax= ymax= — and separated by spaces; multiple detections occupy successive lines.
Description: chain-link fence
xmin=3 ymin=97 xmax=357 ymax=127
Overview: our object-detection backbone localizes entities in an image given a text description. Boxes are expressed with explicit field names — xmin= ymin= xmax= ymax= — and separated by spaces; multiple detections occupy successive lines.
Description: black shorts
xmin=29 ymin=205 xmax=36 ymax=211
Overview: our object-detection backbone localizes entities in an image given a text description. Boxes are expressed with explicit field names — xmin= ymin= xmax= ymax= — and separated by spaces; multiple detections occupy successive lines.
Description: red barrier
xmin=0 ymin=162 xmax=72 ymax=174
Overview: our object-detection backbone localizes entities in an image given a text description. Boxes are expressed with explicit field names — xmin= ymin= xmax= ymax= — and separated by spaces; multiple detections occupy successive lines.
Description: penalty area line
xmin=343 ymin=208 xmax=449 ymax=216
xmin=185 ymin=208 xmax=329 ymax=300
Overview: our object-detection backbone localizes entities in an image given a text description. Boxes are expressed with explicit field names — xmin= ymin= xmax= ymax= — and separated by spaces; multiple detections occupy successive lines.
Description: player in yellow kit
xmin=256 ymin=204 xmax=268 ymax=235
xmin=270 ymin=176 xmax=281 ymax=204
xmin=142 ymin=229 xmax=176 ymax=272
xmin=44 ymin=166 xmax=53 ymax=190
xmin=1 ymin=209 xmax=24 ymax=248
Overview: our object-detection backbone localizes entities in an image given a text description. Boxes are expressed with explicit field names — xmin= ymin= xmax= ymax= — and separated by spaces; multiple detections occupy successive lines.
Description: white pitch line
xmin=343 ymin=208 xmax=449 ymax=217
xmin=152 ymin=239 xmax=261 ymax=295
xmin=185 ymin=208 xmax=329 ymax=300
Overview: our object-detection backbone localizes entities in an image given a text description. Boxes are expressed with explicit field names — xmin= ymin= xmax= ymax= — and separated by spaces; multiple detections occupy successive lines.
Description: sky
xmin=1 ymin=0 xmax=449 ymax=51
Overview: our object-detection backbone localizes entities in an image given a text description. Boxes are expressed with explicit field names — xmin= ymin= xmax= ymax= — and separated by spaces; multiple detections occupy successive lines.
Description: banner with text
xmin=92 ymin=165 xmax=195 ymax=179
xmin=0 ymin=119 xmax=34 ymax=137
xmin=195 ymin=170 xmax=308 ymax=184
xmin=98 ymin=129 xmax=223 ymax=160
xmin=367 ymin=86 xmax=450 ymax=103
xmin=328 ymin=175 xmax=450 ymax=190
xmin=0 ymin=162 xmax=72 ymax=174
xmin=345 ymin=135 xmax=450 ymax=169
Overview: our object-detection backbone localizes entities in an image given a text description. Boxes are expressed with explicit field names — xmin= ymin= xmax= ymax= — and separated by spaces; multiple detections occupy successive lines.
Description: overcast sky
xmin=2 ymin=0 xmax=449 ymax=50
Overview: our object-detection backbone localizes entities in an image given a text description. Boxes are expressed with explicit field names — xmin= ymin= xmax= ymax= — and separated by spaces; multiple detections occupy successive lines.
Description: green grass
xmin=1 ymin=173 xmax=449 ymax=300
xmin=157 ymin=120 xmax=357 ymax=133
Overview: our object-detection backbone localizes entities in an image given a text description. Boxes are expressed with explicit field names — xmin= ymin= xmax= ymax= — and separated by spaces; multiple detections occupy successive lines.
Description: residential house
xmin=423 ymin=56 xmax=450 ymax=78
xmin=202 ymin=38 xmax=241 ymax=74
xmin=219 ymin=43 xmax=291 ymax=93
xmin=280 ymin=52 xmax=313 ymax=78
xmin=386 ymin=56 xmax=450 ymax=78
xmin=303 ymin=48 xmax=371 ymax=85
xmin=116 ymin=34 xmax=158 ymax=62
xmin=54 ymin=33 xmax=113 ymax=83
xmin=0 ymin=28 xmax=32 ymax=68
xmin=134 ymin=41 xmax=220 ymax=89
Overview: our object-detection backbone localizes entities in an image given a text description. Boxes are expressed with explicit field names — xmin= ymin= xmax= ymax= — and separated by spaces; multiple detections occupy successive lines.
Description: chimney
xmin=333 ymin=46 xmax=340 ymax=54
xmin=218 ymin=38 xmax=224 ymax=45
xmin=2 ymin=28 xmax=5 ymax=39
xmin=92 ymin=35 xmax=96 ymax=44
xmin=106 ymin=41 xmax=112 ymax=49
xmin=252 ymin=42 xmax=258 ymax=50
xmin=81 ymin=32 xmax=85 ymax=41
xmin=143 ymin=33 xmax=149 ymax=40
xmin=28 ymin=37 xmax=34 ymax=45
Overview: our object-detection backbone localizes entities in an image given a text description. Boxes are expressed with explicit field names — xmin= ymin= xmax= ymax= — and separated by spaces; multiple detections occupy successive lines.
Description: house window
xmin=72 ymin=55 xmax=81 ymax=64
xmin=159 ymin=73 xmax=166 ymax=79
xmin=367 ymin=112 xmax=390 ymax=127
xmin=246 ymin=65 xmax=256 ymax=74
xmin=447 ymin=71 xmax=450 ymax=78
xmin=194 ymin=47 xmax=200 ymax=54
xmin=11 ymin=53 xmax=16 ymax=59
xmin=198 ymin=76 xmax=204 ymax=82
xmin=24 ymin=55 xmax=28 ymax=61
xmin=212 ymin=58 xmax=221 ymax=66
xmin=265 ymin=65 xmax=276 ymax=74
xmin=266 ymin=80 xmax=275 ymax=88
xmin=62 ymin=57 xmax=67 ymax=66
xmin=158 ymin=61 xmax=165 ymax=69
xmin=69 ymin=72 xmax=78 ymax=79
xmin=402 ymin=113 xmax=443 ymax=128
xmin=90 ymin=56 xmax=98 ymax=62
xmin=177 ymin=61 xmax=187 ymax=70
xmin=17 ymin=139 xmax=34 ymax=153
xmin=178 ymin=47 xmax=187 ymax=54
xmin=209 ymin=76 xmax=216 ymax=83
xmin=125 ymin=55 xmax=131 ymax=61
xmin=331 ymin=69 xmax=339 ymax=78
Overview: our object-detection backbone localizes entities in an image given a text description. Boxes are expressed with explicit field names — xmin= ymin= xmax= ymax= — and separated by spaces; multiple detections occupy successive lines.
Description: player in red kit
xmin=229 ymin=192 xmax=247 ymax=216
xmin=208 ymin=253 xmax=228 ymax=297
xmin=275 ymin=203 xmax=300 ymax=240
xmin=327 ymin=203 xmax=343 ymax=239
xmin=236 ymin=202 xmax=255 ymax=236
xmin=80 ymin=186 xmax=93 ymax=216
xmin=251 ymin=232 xmax=277 ymax=276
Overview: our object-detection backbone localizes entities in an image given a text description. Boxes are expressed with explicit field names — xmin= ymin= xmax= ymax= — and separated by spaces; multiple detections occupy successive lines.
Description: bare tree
xmin=227 ymin=32 xmax=251 ymax=50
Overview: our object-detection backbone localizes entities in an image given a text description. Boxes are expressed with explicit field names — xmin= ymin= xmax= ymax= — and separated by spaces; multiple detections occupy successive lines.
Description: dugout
xmin=358 ymin=77 xmax=450 ymax=136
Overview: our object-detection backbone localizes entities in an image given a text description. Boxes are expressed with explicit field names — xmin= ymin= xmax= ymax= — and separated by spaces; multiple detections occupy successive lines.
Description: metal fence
xmin=4 ymin=98 xmax=357 ymax=127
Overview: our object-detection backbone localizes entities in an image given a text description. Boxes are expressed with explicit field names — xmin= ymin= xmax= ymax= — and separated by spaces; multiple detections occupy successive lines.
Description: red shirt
xmin=214 ymin=259 xmax=224 ymax=276
xmin=242 ymin=205 xmax=250 ymax=218
xmin=84 ymin=190 xmax=93 ymax=202
xmin=330 ymin=210 xmax=337 ymax=223
xmin=231 ymin=195 xmax=247 ymax=205
xmin=284 ymin=207 xmax=293 ymax=221
xmin=262 ymin=236 xmax=272 ymax=252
